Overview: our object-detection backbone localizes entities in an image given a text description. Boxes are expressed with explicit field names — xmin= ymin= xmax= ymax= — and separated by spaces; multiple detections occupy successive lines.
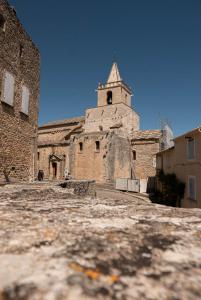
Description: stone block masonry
xmin=0 ymin=0 xmax=40 ymax=182
xmin=70 ymin=132 xmax=132 ymax=183
xmin=59 ymin=180 xmax=96 ymax=197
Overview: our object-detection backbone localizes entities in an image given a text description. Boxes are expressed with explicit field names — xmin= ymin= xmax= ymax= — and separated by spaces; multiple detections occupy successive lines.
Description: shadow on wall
xmin=2 ymin=102 xmax=15 ymax=116
xmin=149 ymin=171 xmax=185 ymax=207
xmin=147 ymin=176 xmax=156 ymax=194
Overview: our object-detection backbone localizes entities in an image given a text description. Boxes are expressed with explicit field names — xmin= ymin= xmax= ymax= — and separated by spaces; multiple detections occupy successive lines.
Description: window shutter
xmin=188 ymin=176 xmax=196 ymax=200
xmin=3 ymin=71 xmax=15 ymax=106
xmin=21 ymin=85 xmax=30 ymax=115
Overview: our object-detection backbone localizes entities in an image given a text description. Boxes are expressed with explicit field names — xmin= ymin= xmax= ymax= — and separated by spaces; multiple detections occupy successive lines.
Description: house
xmin=0 ymin=0 xmax=40 ymax=182
xmin=156 ymin=127 xmax=201 ymax=208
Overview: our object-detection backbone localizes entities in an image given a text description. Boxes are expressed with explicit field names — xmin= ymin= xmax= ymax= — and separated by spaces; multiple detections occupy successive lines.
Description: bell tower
xmin=97 ymin=62 xmax=132 ymax=107
xmin=84 ymin=62 xmax=139 ymax=135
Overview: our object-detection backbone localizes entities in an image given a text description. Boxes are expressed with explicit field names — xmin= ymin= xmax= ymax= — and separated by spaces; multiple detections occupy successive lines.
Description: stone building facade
xmin=38 ymin=117 xmax=84 ymax=180
xmin=0 ymin=0 xmax=40 ymax=182
xmin=38 ymin=63 xmax=165 ymax=189
xmin=131 ymin=130 xmax=162 ymax=190
xmin=70 ymin=131 xmax=132 ymax=182
xmin=156 ymin=127 xmax=201 ymax=208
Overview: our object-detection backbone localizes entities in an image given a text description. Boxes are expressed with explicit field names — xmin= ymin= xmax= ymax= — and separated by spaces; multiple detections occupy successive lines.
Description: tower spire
xmin=107 ymin=62 xmax=122 ymax=83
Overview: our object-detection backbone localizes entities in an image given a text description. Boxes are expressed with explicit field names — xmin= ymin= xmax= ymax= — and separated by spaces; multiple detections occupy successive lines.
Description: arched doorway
xmin=49 ymin=154 xmax=66 ymax=180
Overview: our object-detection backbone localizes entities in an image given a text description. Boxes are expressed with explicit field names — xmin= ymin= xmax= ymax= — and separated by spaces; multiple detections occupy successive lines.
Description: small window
xmin=37 ymin=152 xmax=40 ymax=161
xmin=107 ymin=91 xmax=113 ymax=105
xmin=2 ymin=71 xmax=15 ymax=106
xmin=79 ymin=142 xmax=83 ymax=152
xmin=0 ymin=14 xmax=6 ymax=32
xmin=95 ymin=141 xmax=100 ymax=151
xmin=19 ymin=44 xmax=24 ymax=57
xmin=21 ymin=85 xmax=30 ymax=115
xmin=188 ymin=176 xmax=196 ymax=200
xmin=132 ymin=150 xmax=136 ymax=160
xmin=187 ymin=138 xmax=195 ymax=160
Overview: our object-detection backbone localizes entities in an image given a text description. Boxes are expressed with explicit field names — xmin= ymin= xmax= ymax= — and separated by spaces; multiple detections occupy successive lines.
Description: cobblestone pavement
xmin=0 ymin=183 xmax=201 ymax=300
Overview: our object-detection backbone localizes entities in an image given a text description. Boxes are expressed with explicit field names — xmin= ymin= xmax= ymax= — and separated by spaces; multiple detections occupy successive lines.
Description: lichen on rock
xmin=0 ymin=183 xmax=201 ymax=300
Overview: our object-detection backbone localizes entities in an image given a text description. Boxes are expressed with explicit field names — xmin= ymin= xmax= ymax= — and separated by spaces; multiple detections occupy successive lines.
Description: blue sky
xmin=9 ymin=0 xmax=201 ymax=136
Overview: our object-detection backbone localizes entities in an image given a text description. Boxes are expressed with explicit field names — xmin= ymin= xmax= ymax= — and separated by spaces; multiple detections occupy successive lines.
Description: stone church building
xmin=38 ymin=63 xmax=165 ymax=188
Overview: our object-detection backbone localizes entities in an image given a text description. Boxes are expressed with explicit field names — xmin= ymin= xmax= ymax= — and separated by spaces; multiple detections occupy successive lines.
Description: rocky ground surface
xmin=0 ymin=183 xmax=201 ymax=300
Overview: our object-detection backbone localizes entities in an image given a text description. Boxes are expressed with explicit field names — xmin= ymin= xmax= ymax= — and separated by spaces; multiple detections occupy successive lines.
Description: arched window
xmin=19 ymin=44 xmax=24 ymax=57
xmin=107 ymin=91 xmax=113 ymax=105
xmin=95 ymin=141 xmax=100 ymax=151
xmin=79 ymin=142 xmax=83 ymax=152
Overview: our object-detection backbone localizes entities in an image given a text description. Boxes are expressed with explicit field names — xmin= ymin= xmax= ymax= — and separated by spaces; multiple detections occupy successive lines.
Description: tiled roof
xmin=131 ymin=130 xmax=162 ymax=140
xmin=174 ymin=126 xmax=201 ymax=141
xmin=38 ymin=140 xmax=69 ymax=146
xmin=39 ymin=116 xmax=85 ymax=128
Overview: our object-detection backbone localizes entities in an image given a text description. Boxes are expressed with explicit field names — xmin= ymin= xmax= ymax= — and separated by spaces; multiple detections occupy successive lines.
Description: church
xmin=38 ymin=63 xmax=165 ymax=189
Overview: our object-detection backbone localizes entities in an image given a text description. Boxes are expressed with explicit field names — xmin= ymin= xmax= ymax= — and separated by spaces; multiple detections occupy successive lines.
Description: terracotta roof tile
xmin=39 ymin=116 xmax=85 ymax=128
xmin=38 ymin=140 xmax=69 ymax=146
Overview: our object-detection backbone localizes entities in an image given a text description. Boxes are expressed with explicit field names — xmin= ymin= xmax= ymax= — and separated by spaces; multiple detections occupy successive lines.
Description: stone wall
xmin=131 ymin=140 xmax=160 ymax=180
xmin=106 ymin=133 xmax=131 ymax=181
xmin=1 ymin=183 xmax=201 ymax=299
xmin=84 ymin=103 xmax=139 ymax=137
xmin=59 ymin=180 xmax=96 ymax=197
xmin=70 ymin=132 xmax=132 ymax=183
xmin=0 ymin=0 xmax=40 ymax=182
xmin=70 ymin=132 xmax=108 ymax=182
xmin=97 ymin=83 xmax=131 ymax=107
